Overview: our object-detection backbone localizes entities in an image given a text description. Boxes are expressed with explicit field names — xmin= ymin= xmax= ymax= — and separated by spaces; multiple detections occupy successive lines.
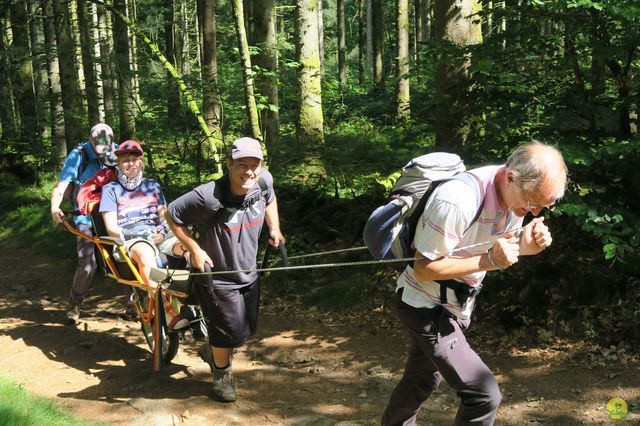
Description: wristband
xmin=487 ymin=248 xmax=504 ymax=270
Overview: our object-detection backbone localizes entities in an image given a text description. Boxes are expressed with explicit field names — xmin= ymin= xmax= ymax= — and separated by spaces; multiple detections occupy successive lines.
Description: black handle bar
xmin=260 ymin=242 xmax=289 ymax=276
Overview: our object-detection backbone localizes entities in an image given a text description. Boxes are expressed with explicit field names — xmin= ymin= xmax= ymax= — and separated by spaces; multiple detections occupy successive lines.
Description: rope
xmin=182 ymin=227 xmax=525 ymax=277
xmin=188 ymin=255 xmax=418 ymax=276
xmin=286 ymin=246 xmax=369 ymax=260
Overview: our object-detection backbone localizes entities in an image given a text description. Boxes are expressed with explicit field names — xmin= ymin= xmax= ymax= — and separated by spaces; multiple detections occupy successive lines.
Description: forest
xmin=1 ymin=0 xmax=640 ymax=380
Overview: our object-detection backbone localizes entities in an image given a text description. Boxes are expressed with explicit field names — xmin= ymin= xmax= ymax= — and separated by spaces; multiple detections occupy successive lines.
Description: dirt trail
xmin=0 ymin=241 xmax=638 ymax=425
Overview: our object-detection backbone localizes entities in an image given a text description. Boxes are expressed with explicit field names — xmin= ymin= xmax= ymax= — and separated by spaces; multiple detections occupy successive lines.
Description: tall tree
xmin=396 ymin=0 xmax=410 ymax=120
xmin=127 ymin=0 xmax=141 ymax=106
xmin=51 ymin=0 xmax=84 ymax=150
xmin=0 ymin=14 xmax=17 ymax=147
xmin=358 ymin=0 xmax=366 ymax=85
xmin=197 ymin=0 xmax=223 ymax=149
xmin=77 ymin=0 xmax=100 ymax=124
xmin=253 ymin=0 xmax=280 ymax=160
xmin=10 ymin=0 xmax=41 ymax=151
xmin=371 ymin=0 xmax=384 ymax=88
xmin=296 ymin=0 xmax=324 ymax=146
xmin=113 ymin=0 xmax=135 ymax=140
xmin=90 ymin=2 xmax=105 ymax=121
xmin=27 ymin=0 xmax=46 ymax=132
xmin=164 ymin=0 xmax=180 ymax=121
xmin=337 ymin=0 xmax=346 ymax=91
xmin=232 ymin=0 xmax=261 ymax=141
xmin=317 ymin=0 xmax=325 ymax=76
xmin=434 ymin=0 xmax=482 ymax=148
xmin=42 ymin=0 xmax=66 ymax=165
xmin=96 ymin=4 xmax=114 ymax=124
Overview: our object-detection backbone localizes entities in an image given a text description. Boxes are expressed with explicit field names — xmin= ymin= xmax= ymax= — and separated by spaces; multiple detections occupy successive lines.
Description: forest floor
xmin=1 ymin=240 xmax=639 ymax=426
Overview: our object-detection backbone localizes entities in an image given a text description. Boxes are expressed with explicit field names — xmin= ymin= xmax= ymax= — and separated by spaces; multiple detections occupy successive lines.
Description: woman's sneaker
xmin=164 ymin=302 xmax=189 ymax=331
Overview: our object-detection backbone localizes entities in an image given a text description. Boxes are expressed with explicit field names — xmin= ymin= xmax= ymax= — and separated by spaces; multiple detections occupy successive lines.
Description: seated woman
xmin=99 ymin=140 xmax=189 ymax=331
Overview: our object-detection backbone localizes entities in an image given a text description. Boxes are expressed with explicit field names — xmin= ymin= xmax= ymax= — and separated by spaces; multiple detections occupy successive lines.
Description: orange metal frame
xmin=61 ymin=219 xmax=187 ymax=371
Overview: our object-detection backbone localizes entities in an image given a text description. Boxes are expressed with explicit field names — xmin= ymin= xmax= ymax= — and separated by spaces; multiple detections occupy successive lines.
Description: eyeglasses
xmin=524 ymin=195 xmax=558 ymax=211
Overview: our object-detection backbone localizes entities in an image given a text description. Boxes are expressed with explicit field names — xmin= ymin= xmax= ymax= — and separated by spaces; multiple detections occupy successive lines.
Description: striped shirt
xmin=396 ymin=165 xmax=524 ymax=319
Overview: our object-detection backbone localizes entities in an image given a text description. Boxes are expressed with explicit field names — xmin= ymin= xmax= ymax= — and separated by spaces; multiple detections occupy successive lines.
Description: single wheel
xmin=133 ymin=287 xmax=180 ymax=362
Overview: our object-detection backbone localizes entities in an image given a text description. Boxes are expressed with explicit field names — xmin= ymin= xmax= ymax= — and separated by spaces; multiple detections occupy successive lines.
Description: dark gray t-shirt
xmin=167 ymin=170 xmax=275 ymax=288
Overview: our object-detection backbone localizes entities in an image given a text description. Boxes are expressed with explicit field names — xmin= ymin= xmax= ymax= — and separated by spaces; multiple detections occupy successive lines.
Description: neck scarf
xmin=117 ymin=168 xmax=143 ymax=190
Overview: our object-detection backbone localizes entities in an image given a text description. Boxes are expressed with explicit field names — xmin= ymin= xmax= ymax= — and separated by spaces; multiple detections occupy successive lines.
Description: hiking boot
xmin=197 ymin=343 xmax=215 ymax=373
xmin=66 ymin=303 xmax=80 ymax=325
xmin=211 ymin=365 xmax=237 ymax=402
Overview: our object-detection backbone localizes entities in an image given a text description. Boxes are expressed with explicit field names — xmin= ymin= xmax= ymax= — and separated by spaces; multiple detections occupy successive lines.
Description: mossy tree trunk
xmin=296 ymin=0 xmax=325 ymax=147
xmin=434 ymin=0 xmax=482 ymax=149
xmin=337 ymin=0 xmax=346 ymax=92
xmin=232 ymin=0 xmax=262 ymax=142
xmin=396 ymin=0 xmax=410 ymax=121
xmin=253 ymin=0 xmax=280 ymax=164
xmin=198 ymin=0 xmax=223 ymax=152
xmin=371 ymin=0 xmax=384 ymax=90
xmin=51 ymin=0 xmax=85 ymax=150
xmin=10 ymin=0 xmax=41 ymax=154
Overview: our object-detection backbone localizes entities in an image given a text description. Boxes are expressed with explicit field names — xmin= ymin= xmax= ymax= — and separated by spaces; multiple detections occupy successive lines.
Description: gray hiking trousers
xmin=69 ymin=224 xmax=97 ymax=305
xmin=381 ymin=290 xmax=501 ymax=426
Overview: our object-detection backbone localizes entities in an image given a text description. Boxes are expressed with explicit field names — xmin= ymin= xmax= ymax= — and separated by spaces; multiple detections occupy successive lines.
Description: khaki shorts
xmin=113 ymin=231 xmax=180 ymax=262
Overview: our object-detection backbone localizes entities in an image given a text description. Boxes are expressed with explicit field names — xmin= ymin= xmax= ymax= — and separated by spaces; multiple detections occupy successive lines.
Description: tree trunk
xmin=424 ymin=0 xmax=432 ymax=40
xmin=77 ymin=0 xmax=100 ymax=124
xmin=371 ymin=0 xmax=384 ymax=89
xmin=27 ymin=0 xmax=47 ymax=136
xmin=296 ymin=0 xmax=324 ymax=147
xmin=127 ymin=0 xmax=140 ymax=107
xmin=180 ymin=0 xmax=191 ymax=77
xmin=243 ymin=0 xmax=254 ymax=45
xmin=397 ymin=0 xmax=410 ymax=120
xmin=164 ymin=0 xmax=180 ymax=121
xmin=482 ymin=0 xmax=492 ymax=38
xmin=253 ymin=0 xmax=280 ymax=162
xmin=232 ymin=0 xmax=262 ymax=141
xmin=414 ymin=0 xmax=422 ymax=66
xmin=0 ymin=14 xmax=17 ymax=148
xmin=96 ymin=5 xmax=114 ymax=125
xmin=434 ymin=0 xmax=482 ymax=148
xmin=358 ymin=0 xmax=366 ymax=85
xmin=317 ymin=0 xmax=325 ymax=77
xmin=10 ymin=0 xmax=41 ymax=152
xmin=197 ymin=0 xmax=223 ymax=154
xmin=51 ymin=0 xmax=85 ymax=150
xmin=336 ymin=0 xmax=346 ymax=92
xmin=42 ymin=0 xmax=66 ymax=165
xmin=113 ymin=0 xmax=135 ymax=141
xmin=90 ymin=3 xmax=105 ymax=122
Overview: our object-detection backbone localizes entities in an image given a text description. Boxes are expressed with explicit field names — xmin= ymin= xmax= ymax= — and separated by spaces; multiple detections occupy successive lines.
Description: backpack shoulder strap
xmin=407 ymin=171 xmax=484 ymax=256
xmin=75 ymin=142 xmax=90 ymax=181
xmin=258 ymin=176 xmax=269 ymax=201
xmin=449 ymin=172 xmax=484 ymax=232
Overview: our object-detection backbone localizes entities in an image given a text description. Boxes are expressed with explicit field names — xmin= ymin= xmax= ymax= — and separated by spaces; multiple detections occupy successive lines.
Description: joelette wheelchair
xmin=61 ymin=213 xmax=207 ymax=372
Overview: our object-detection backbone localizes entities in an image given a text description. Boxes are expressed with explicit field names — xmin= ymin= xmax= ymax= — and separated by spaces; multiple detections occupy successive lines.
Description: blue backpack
xmin=363 ymin=152 xmax=483 ymax=264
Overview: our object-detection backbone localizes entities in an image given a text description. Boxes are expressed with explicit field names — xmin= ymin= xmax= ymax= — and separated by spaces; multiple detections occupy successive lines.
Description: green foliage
xmin=0 ymin=177 xmax=72 ymax=259
xmin=0 ymin=376 xmax=102 ymax=426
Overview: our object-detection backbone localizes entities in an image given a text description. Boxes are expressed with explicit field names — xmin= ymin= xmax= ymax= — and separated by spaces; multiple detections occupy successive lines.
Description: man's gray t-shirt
xmin=167 ymin=170 xmax=275 ymax=288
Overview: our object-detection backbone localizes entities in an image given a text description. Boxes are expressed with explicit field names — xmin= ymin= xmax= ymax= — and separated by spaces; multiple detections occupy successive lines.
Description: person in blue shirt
xmin=50 ymin=123 xmax=117 ymax=325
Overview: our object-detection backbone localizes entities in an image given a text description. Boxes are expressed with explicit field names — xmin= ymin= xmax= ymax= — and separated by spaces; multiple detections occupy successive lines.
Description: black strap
xmin=194 ymin=176 xmax=269 ymax=239
xmin=408 ymin=172 xmax=485 ymax=267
